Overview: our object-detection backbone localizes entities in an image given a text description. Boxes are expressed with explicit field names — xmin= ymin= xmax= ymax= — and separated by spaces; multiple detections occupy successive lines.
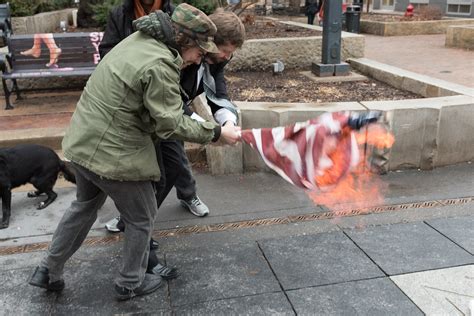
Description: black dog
xmin=0 ymin=144 xmax=76 ymax=229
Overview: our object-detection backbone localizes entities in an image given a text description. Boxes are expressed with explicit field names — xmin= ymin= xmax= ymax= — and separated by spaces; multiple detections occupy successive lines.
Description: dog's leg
xmin=1 ymin=189 xmax=11 ymax=229
xmin=37 ymin=191 xmax=57 ymax=210
xmin=27 ymin=190 xmax=44 ymax=198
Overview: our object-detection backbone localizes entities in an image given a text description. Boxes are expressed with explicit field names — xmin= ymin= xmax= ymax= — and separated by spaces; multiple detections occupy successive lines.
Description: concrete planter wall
xmin=225 ymin=95 xmax=473 ymax=174
xmin=360 ymin=18 xmax=474 ymax=36
xmin=11 ymin=9 xmax=74 ymax=34
xmin=228 ymin=21 xmax=364 ymax=71
xmin=445 ymin=25 xmax=474 ymax=50
xmin=204 ymin=59 xmax=474 ymax=175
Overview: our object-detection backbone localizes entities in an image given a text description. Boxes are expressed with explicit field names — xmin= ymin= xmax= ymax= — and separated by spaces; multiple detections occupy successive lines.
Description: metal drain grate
xmin=1 ymin=196 xmax=472 ymax=256
xmin=439 ymin=197 xmax=473 ymax=205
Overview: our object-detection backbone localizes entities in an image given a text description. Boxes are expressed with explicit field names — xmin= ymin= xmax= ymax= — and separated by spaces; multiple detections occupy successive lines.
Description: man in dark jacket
xmin=305 ymin=0 xmax=320 ymax=25
xmin=99 ymin=0 xmax=174 ymax=57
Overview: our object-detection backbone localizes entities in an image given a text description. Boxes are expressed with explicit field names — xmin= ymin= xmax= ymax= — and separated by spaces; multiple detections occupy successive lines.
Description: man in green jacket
xmin=28 ymin=4 xmax=241 ymax=301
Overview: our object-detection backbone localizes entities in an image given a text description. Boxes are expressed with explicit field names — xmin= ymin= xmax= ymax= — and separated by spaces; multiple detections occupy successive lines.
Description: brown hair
xmin=209 ymin=11 xmax=246 ymax=48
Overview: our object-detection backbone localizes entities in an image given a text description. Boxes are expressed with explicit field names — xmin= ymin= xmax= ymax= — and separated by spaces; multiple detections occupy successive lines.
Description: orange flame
xmin=308 ymin=124 xmax=394 ymax=213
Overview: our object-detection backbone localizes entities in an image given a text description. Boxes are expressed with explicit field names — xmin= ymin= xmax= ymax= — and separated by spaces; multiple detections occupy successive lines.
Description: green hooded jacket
xmin=62 ymin=12 xmax=218 ymax=181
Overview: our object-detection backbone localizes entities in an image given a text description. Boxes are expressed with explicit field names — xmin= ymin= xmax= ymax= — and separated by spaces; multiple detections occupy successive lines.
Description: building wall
xmin=372 ymin=0 xmax=474 ymax=18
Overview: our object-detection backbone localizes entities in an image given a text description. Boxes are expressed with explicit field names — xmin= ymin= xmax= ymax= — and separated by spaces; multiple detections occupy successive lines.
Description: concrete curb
xmin=360 ymin=18 xmax=474 ymax=36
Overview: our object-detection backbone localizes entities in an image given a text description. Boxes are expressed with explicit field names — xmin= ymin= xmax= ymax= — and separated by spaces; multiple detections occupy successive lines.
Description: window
xmin=447 ymin=0 xmax=472 ymax=15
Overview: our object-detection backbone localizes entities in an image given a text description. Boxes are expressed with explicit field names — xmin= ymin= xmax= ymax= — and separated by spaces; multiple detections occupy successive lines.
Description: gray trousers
xmin=41 ymin=163 xmax=157 ymax=290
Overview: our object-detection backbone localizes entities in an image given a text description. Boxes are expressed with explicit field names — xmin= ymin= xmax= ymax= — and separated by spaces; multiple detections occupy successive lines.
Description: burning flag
xmin=240 ymin=111 xmax=393 ymax=195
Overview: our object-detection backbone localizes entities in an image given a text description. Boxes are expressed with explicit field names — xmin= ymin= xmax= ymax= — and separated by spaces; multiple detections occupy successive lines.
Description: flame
xmin=314 ymin=128 xmax=352 ymax=188
xmin=308 ymin=124 xmax=394 ymax=213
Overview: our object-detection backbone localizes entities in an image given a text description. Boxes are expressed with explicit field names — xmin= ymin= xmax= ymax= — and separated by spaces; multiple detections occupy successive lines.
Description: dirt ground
xmin=244 ymin=18 xmax=321 ymax=39
xmin=225 ymin=70 xmax=421 ymax=103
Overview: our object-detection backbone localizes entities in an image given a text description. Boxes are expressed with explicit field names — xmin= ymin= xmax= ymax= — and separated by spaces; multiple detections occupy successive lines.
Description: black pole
xmin=321 ymin=0 xmax=342 ymax=64
xmin=312 ymin=0 xmax=350 ymax=77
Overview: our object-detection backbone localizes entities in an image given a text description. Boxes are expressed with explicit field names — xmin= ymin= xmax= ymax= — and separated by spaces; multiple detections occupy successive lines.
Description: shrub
xmin=0 ymin=0 xmax=73 ymax=17
xmin=174 ymin=0 xmax=221 ymax=15
xmin=91 ymin=0 xmax=121 ymax=28
xmin=417 ymin=5 xmax=443 ymax=21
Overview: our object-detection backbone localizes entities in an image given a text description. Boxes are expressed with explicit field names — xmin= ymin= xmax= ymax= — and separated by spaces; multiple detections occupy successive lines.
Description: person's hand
xmin=347 ymin=111 xmax=382 ymax=130
xmin=216 ymin=124 xmax=241 ymax=146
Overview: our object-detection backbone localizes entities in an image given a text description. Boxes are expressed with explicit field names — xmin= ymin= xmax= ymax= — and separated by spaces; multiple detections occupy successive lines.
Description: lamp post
xmin=312 ymin=0 xmax=350 ymax=77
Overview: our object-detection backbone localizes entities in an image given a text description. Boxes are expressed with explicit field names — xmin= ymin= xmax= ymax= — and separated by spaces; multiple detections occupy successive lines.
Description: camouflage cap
xmin=171 ymin=3 xmax=220 ymax=54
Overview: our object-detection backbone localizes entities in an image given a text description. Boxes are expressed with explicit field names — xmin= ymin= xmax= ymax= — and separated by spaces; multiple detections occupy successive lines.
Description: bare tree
xmin=289 ymin=0 xmax=301 ymax=14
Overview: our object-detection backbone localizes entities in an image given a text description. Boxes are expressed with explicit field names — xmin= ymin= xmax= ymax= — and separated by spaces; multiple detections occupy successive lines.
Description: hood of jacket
xmin=132 ymin=10 xmax=177 ymax=50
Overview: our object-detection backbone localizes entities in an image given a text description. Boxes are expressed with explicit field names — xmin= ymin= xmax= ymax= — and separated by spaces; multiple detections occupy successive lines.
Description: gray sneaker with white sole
xmin=179 ymin=195 xmax=209 ymax=217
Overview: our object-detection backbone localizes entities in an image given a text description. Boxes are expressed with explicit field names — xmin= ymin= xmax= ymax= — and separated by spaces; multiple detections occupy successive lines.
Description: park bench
xmin=0 ymin=31 xmax=103 ymax=109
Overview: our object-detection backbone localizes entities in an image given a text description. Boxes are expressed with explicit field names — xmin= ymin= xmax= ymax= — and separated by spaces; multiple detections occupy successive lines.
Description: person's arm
xmin=205 ymin=62 xmax=238 ymax=126
xmin=143 ymin=60 xmax=239 ymax=145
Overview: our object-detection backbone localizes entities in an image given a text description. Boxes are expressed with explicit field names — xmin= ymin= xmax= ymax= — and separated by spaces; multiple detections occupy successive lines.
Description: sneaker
xmin=28 ymin=266 xmax=65 ymax=292
xmin=114 ymin=274 xmax=163 ymax=301
xmin=179 ymin=195 xmax=209 ymax=217
xmin=150 ymin=263 xmax=179 ymax=280
xmin=105 ymin=216 xmax=121 ymax=233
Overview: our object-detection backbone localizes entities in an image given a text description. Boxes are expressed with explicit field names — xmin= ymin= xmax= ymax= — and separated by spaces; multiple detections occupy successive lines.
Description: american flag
xmin=241 ymin=112 xmax=361 ymax=190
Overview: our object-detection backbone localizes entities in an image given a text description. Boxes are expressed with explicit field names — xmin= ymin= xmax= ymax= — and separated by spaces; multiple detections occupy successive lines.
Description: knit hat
xmin=171 ymin=3 xmax=219 ymax=54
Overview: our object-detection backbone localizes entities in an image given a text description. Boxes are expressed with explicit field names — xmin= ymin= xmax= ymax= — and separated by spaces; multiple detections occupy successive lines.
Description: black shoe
xmin=150 ymin=263 xmax=179 ymax=280
xmin=150 ymin=238 xmax=159 ymax=251
xmin=28 ymin=266 xmax=65 ymax=292
xmin=114 ymin=274 xmax=163 ymax=301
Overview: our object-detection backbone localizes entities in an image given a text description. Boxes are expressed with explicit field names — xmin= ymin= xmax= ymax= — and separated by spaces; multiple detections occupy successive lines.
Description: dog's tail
xmin=59 ymin=160 xmax=76 ymax=184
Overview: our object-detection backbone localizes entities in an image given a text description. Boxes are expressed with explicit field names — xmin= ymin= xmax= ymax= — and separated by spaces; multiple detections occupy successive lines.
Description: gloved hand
xmin=347 ymin=111 xmax=382 ymax=130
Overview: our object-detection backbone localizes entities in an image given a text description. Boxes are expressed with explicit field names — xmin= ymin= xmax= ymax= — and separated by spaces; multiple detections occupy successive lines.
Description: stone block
xmin=334 ymin=62 xmax=351 ymax=76
xmin=349 ymin=58 xmax=405 ymax=89
xmin=435 ymin=100 xmax=474 ymax=167
xmin=360 ymin=19 xmax=474 ymax=37
xmin=167 ymin=242 xmax=280 ymax=306
xmin=345 ymin=222 xmax=474 ymax=275
xmin=12 ymin=9 xmax=74 ymax=34
xmin=280 ymin=101 xmax=365 ymax=126
xmin=426 ymin=216 xmax=474 ymax=254
xmin=312 ymin=63 xmax=334 ymax=77
xmin=259 ymin=232 xmax=384 ymax=289
xmin=362 ymin=98 xmax=442 ymax=170
xmin=391 ymin=266 xmax=474 ymax=315
xmin=446 ymin=25 xmax=474 ymax=50
xmin=237 ymin=102 xmax=281 ymax=171
xmin=401 ymin=77 xmax=428 ymax=96
xmin=191 ymin=95 xmax=244 ymax=174
xmin=227 ymin=21 xmax=364 ymax=71
xmin=206 ymin=143 xmax=243 ymax=175
xmin=288 ymin=278 xmax=422 ymax=315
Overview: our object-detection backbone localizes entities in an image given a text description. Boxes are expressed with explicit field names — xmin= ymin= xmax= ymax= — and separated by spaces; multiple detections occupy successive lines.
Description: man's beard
xmin=205 ymin=54 xmax=223 ymax=65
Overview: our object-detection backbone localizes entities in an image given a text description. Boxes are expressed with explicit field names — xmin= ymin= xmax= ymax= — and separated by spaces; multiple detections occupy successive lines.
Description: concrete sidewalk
xmin=0 ymin=164 xmax=473 ymax=314
xmin=364 ymin=34 xmax=474 ymax=88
